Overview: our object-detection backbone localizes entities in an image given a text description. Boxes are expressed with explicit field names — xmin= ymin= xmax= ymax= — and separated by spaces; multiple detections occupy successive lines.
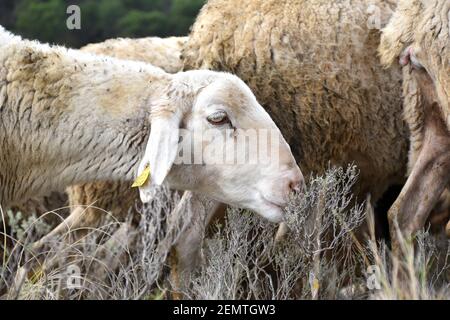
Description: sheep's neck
xmin=0 ymin=49 xmax=171 ymax=205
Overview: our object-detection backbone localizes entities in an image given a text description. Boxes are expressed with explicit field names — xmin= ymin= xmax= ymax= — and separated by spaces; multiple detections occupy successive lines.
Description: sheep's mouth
xmin=264 ymin=199 xmax=285 ymax=210
xmin=261 ymin=195 xmax=287 ymax=209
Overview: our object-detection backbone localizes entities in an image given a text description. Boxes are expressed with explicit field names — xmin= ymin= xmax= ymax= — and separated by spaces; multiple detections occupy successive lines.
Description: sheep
xmin=28 ymin=1 xmax=404 ymax=237
xmin=379 ymin=0 xmax=450 ymax=245
xmin=0 ymin=26 xmax=303 ymax=236
xmin=21 ymin=38 xmax=227 ymax=293
xmin=3 ymin=37 xmax=188 ymax=226
xmin=81 ymin=36 xmax=187 ymax=73
xmin=57 ymin=37 xmax=189 ymax=241
xmin=182 ymin=0 xmax=408 ymax=214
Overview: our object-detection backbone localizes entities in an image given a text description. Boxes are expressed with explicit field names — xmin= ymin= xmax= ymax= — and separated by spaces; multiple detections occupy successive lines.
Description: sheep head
xmin=137 ymin=70 xmax=303 ymax=222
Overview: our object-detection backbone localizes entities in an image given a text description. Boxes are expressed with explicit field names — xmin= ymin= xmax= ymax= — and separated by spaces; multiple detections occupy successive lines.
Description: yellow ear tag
xmin=312 ymin=278 xmax=320 ymax=291
xmin=132 ymin=166 xmax=151 ymax=188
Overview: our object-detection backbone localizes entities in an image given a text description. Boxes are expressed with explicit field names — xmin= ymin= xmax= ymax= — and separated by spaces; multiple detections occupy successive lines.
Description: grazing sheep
xmin=0 ymin=26 xmax=302 ymax=226
xmin=30 ymin=38 xmax=226 ymax=291
xmin=182 ymin=0 xmax=408 ymax=207
xmin=379 ymin=0 xmax=450 ymax=244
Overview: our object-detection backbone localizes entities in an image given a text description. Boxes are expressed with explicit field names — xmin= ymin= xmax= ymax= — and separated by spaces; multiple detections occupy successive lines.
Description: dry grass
xmin=1 ymin=166 xmax=449 ymax=300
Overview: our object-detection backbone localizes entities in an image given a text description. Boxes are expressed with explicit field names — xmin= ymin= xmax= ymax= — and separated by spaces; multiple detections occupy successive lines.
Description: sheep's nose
xmin=290 ymin=180 xmax=301 ymax=192
xmin=288 ymin=170 xmax=305 ymax=194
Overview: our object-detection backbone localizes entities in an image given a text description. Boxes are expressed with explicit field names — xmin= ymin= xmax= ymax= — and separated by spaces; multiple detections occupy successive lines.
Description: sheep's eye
xmin=207 ymin=111 xmax=230 ymax=125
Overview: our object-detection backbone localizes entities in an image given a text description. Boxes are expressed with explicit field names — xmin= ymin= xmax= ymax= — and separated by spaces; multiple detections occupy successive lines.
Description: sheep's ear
xmin=137 ymin=114 xmax=180 ymax=203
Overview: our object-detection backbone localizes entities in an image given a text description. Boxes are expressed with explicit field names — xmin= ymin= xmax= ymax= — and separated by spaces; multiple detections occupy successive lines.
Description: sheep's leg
xmin=168 ymin=191 xmax=223 ymax=299
xmin=446 ymin=221 xmax=450 ymax=238
xmin=9 ymin=207 xmax=94 ymax=298
xmin=32 ymin=206 xmax=102 ymax=252
xmin=7 ymin=205 xmax=103 ymax=297
xmin=388 ymin=106 xmax=450 ymax=252
xmin=445 ymin=221 xmax=450 ymax=239
xmin=274 ymin=222 xmax=289 ymax=243
xmin=9 ymin=207 xmax=91 ymax=296
xmin=428 ymin=188 xmax=450 ymax=234
xmin=173 ymin=200 xmax=225 ymax=273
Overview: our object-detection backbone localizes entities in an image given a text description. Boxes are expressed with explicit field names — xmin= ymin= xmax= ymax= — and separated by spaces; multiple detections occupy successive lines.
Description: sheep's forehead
xmin=208 ymin=89 xmax=252 ymax=112
xmin=206 ymin=78 xmax=255 ymax=106
xmin=200 ymin=79 xmax=275 ymax=125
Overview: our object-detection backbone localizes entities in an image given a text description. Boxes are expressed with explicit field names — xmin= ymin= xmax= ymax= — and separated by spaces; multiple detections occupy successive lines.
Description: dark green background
xmin=0 ymin=0 xmax=205 ymax=48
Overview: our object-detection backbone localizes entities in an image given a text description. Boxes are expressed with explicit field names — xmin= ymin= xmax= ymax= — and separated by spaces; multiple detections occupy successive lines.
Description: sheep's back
xmin=81 ymin=37 xmax=187 ymax=73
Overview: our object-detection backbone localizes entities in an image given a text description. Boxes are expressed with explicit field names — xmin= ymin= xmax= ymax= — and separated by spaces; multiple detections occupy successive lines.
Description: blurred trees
xmin=1 ymin=0 xmax=205 ymax=48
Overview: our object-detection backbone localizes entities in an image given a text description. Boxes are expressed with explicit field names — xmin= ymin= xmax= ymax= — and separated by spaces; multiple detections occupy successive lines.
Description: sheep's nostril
xmin=289 ymin=181 xmax=299 ymax=192
xmin=288 ymin=172 xmax=305 ymax=193
xmin=289 ymin=178 xmax=304 ymax=193
xmin=284 ymin=167 xmax=305 ymax=196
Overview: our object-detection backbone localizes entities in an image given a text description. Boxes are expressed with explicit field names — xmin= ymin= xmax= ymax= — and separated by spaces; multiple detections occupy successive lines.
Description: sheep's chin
xmin=254 ymin=202 xmax=285 ymax=223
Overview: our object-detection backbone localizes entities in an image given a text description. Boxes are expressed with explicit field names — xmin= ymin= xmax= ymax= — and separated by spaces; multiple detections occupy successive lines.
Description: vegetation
xmin=0 ymin=0 xmax=205 ymax=48
xmin=1 ymin=166 xmax=448 ymax=299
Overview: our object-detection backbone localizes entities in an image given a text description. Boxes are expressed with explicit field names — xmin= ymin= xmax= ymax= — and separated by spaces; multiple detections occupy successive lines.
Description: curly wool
xmin=182 ymin=0 xmax=408 ymax=201
xmin=81 ymin=37 xmax=187 ymax=73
